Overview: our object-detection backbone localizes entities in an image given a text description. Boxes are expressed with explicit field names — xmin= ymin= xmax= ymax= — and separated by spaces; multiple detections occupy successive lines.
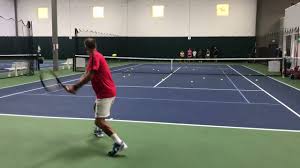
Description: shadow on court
xmin=29 ymin=136 xmax=127 ymax=168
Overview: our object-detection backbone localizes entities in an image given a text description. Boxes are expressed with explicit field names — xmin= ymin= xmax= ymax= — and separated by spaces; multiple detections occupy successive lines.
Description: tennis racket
xmin=40 ymin=70 xmax=68 ymax=92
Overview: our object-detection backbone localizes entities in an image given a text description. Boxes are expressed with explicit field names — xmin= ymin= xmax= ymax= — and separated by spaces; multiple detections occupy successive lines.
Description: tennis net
xmin=74 ymin=55 xmax=285 ymax=76
xmin=0 ymin=54 xmax=38 ymax=78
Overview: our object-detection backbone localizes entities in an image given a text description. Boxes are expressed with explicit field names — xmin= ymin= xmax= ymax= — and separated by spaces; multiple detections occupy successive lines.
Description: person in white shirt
xmin=192 ymin=49 xmax=197 ymax=58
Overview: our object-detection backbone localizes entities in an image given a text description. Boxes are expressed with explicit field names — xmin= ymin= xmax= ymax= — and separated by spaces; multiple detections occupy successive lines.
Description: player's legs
xmin=94 ymin=97 xmax=128 ymax=156
xmin=93 ymin=103 xmax=104 ymax=137
xmin=95 ymin=118 xmax=114 ymax=137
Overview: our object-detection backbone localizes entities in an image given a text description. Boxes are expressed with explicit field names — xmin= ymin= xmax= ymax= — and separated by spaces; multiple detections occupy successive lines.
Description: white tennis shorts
xmin=94 ymin=97 xmax=115 ymax=118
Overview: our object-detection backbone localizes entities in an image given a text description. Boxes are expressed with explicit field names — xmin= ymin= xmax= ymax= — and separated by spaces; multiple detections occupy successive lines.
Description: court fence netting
xmin=73 ymin=55 xmax=300 ymax=77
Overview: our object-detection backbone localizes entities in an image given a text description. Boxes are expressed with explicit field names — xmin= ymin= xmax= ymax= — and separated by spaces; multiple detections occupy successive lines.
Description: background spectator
xmin=192 ymin=49 xmax=197 ymax=58
xmin=212 ymin=46 xmax=219 ymax=58
xmin=179 ymin=50 xmax=185 ymax=58
xmin=197 ymin=49 xmax=202 ymax=58
xmin=206 ymin=49 xmax=210 ymax=58
xmin=187 ymin=48 xmax=193 ymax=58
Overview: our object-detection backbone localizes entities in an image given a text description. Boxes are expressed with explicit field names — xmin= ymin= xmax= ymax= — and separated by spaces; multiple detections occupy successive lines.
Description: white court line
xmin=0 ymin=78 xmax=78 ymax=99
xmin=84 ymin=84 xmax=262 ymax=92
xmin=0 ymin=65 xmax=144 ymax=100
xmin=0 ymin=73 xmax=82 ymax=90
xmin=153 ymin=86 xmax=261 ymax=92
xmin=242 ymin=65 xmax=300 ymax=92
xmin=153 ymin=67 xmax=181 ymax=88
xmin=221 ymin=68 xmax=250 ymax=103
xmin=0 ymin=113 xmax=300 ymax=133
xmin=111 ymin=64 xmax=144 ymax=72
xmin=21 ymin=93 xmax=281 ymax=106
xmin=181 ymin=66 xmax=230 ymax=70
xmin=22 ymin=93 xmax=93 ymax=98
xmin=0 ymin=64 xmax=141 ymax=91
xmin=228 ymin=65 xmax=300 ymax=118
xmin=44 ymin=88 xmax=66 ymax=94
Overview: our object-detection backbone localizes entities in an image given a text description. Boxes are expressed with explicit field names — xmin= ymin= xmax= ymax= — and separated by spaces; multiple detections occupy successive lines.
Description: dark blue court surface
xmin=1 ymin=64 xmax=300 ymax=131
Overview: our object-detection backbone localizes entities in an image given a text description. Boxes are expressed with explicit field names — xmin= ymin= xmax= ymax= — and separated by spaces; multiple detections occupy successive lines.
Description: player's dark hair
xmin=84 ymin=38 xmax=96 ymax=50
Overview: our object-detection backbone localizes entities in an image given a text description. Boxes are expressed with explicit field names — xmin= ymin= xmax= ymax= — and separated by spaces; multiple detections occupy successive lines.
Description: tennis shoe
xmin=108 ymin=141 xmax=128 ymax=157
xmin=94 ymin=127 xmax=105 ymax=138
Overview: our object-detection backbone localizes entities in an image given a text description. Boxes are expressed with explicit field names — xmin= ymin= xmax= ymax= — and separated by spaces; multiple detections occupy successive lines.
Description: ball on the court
xmin=203 ymin=77 xmax=206 ymax=79
xmin=112 ymin=53 xmax=117 ymax=57
xmin=220 ymin=79 xmax=223 ymax=81
xmin=190 ymin=80 xmax=194 ymax=83
xmin=123 ymin=75 xmax=126 ymax=78
xmin=255 ymin=79 xmax=259 ymax=82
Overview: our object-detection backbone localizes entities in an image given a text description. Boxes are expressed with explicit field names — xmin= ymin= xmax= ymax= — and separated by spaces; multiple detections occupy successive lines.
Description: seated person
xmin=205 ymin=49 xmax=210 ymax=58
xmin=187 ymin=48 xmax=193 ymax=58
xmin=212 ymin=46 xmax=219 ymax=58
xmin=197 ymin=49 xmax=202 ymax=58
xmin=293 ymin=69 xmax=300 ymax=79
xmin=179 ymin=50 xmax=185 ymax=58
xmin=287 ymin=65 xmax=300 ymax=79
xmin=192 ymin=49 xmax=197 ymax=58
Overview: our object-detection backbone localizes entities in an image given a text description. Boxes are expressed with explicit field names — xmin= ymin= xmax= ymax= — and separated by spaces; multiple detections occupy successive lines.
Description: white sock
xmin=110 ymin=133 xmax=122 ymax=144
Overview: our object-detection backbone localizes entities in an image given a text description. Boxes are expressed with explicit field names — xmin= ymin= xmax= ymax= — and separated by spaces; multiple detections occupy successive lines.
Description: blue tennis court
xmin=1 ymin=0 xmax=300 ymax=167
xmin=1 ymin=63 xmax=300 ymax=131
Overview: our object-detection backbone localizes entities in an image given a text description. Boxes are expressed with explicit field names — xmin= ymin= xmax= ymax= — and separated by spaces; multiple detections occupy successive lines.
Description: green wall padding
xmin=0 ymin=36 xmax=255 ymax=59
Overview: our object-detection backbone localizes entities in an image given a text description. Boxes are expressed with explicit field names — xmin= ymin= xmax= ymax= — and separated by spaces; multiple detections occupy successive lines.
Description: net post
xmin=171 ymin=59 xmax=173 ymax=72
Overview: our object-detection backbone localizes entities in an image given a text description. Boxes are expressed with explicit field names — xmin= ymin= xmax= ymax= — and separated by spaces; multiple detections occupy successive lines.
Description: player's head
xmin=84 ymin=38 xmax=96 ymax=52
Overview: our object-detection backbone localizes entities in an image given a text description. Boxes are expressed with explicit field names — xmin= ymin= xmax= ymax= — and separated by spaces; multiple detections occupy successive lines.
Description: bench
xmin=62 ymin=58 xmax=73 ymax=70
xmin=5 ymin=62 xmax=28 ymax=77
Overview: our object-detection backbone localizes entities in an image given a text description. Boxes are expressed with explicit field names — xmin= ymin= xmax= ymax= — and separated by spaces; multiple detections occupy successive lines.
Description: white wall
xmin=0 ymin=0 xmax=15 ymax=36
xmin=124 ymin=0 xmax=257 ymax=37
xmin=191 ymin=0 xmax=257 ymax=36
xmin=284 ymin=2 xmax=300 ymax=64
xmin=17 ymin=0 xmax=126 ymax=37
xmin=16 ymin=0 xmax=257 ymax=37
xmin=127 ymin=0 xmax=189 ymax=36
xmin=70 ymin=0 xmax=127 ymax=37
xmin=284 ymin=2 xmax=300 ymax=28
xmin=18 ymin=0 xmax=52 ymax=36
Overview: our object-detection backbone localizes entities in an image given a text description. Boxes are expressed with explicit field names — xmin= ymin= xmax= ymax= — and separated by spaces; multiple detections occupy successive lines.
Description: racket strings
xmin=40 ymin=72 xmax=64 ymax=92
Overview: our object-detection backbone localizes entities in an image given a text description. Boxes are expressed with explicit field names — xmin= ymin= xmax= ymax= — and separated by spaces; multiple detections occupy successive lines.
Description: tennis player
xmin=66 ymin=38 xmax=128 ymax=157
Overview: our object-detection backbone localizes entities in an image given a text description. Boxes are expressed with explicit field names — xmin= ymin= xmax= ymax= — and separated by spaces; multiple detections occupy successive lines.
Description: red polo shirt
xmin=86 ymin=50 xmax=116 ymax=99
